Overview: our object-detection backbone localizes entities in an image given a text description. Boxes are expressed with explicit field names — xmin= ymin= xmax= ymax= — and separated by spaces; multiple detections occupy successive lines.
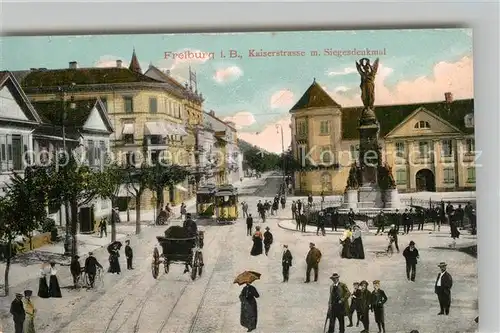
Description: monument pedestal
xmin=357 ymin=185 xmax=383 ymax=209
xmin=342 ymin=189 xmax=359 ymax=209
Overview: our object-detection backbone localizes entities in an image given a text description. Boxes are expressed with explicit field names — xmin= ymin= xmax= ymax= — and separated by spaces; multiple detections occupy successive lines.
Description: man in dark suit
xmin=125 ymin=240 xmax=134 ymax=270
xmin=327 ymin=273 xmax=351 ymax=333
xmin=10 ymin=293 xmax=25 ymax=333
xmin=246 ymin=214 xmax=253 ymax=236
xmin=281 ymin=244 xmax=293 ymax=282
xmin=403 ymin=241 xmax=419 ymax=281
xmin=435 ymin=262 xmax=453 ymax=315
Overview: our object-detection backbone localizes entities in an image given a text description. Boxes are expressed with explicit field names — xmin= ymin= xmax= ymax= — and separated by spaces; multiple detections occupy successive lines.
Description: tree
xmin=146 ymin=163 xmax=190 ymax=212
xmin=0 ymin=167 xmax=49 ymax=295
xmin=122 ymin=163 xmax=150 ymax=235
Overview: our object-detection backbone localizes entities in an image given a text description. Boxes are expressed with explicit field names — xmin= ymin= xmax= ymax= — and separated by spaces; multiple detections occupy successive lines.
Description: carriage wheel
xmin=190 ymin=264 xmax=198 ymax=281
xmin=164 ymin=260 xmax=169 ymax=274
xmin=196 ymin=252 xmax=204 ymax=277
xmin=152 ymin=248 xmax=160 ymax=279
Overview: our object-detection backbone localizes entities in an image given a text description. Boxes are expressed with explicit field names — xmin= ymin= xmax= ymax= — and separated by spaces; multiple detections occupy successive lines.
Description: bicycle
xmin=83 ymin=268 xmax=104 ymax=289
xmin=375 ymin=237 xmax=394 ymax=258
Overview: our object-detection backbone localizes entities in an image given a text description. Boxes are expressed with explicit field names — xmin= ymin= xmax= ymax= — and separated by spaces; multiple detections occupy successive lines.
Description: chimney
xmin=116 ymin=60 xmax=123 ymax=68
xmin=209 ymin=110 xmax=215 ymax=116
xmin=165 ymin=70 xmax=170 ymax=76
xmin=69 ymin=61 xmax=78 ymax=69
xmin=444 ymin=92 xmax=453 ymax=103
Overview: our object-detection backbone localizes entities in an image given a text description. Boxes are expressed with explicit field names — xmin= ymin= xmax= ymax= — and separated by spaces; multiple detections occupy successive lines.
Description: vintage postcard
xmin=0 ymin=29 xmax=476 ymax=333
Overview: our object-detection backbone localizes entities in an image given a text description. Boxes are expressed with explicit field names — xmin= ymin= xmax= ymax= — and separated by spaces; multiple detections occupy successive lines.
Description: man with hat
xmin=435 ymin=262 xmax=453 ymax=315
xmin=305 ymin=242 xmax=322 ymax=283
xmin=84 ymin=251 xmax=103 ymax=288
xmin=326 ymin=273 xmax=350 ymax=333
xmin=10 ymin=292 xmax=25 ymax=333
xmin=403 ymin=241 xmax=419 ymax=281
xmin=281 ymin=244 xmax=293 ymax=282
xmin=358 ymin=280 xmax=372 ymax=333
xmin=70 ymin=254 xmax=82 ymax=287
xmin=263 ymin=227 xmax=274 ymax=256
xmin=371 ymin=280 xmax=388 ymax=333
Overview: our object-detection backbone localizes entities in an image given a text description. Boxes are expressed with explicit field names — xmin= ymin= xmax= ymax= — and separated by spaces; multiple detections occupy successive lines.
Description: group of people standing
xmin=256 ymin=194 xmax=286 ymax=221
xmin=37 ymin=262 xmax=62 ymax=299
xmin=10 ymin=290 xmax=36 ymax=333
xmin=339 ymin=225 xmax=365 ymax=259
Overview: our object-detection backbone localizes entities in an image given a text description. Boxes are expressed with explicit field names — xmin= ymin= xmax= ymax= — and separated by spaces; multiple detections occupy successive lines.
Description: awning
xmin=163 ymin=123 xmax=176 ymax=136
xmin=175 ymin=124 xmax=188 ymax=136
xmin=122 ymin=123 xmax=135 ymax=135
xmin=175 ymin=184 xmax=188 ymax=192
xmin=33 ymin=134 xmax=79 ymax=142
xmin=144 ymin=122 xmax=166 ymax=136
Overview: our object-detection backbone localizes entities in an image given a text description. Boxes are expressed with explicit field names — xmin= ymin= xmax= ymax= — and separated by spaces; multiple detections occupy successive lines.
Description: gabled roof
xmin=19 ymin=67 xmax=160 ymax=88
xmin=129 ymin=49 xmax=142 ymax=74
xmin=0 ymin=71 xmax=43 ymax=124
xmin=30 ymin=98 xmax=113 ymax=134
xmin=341 ymin=98 xmax=474 ymax=140
xmin=290 ymin=79 xmax=341 ymax=112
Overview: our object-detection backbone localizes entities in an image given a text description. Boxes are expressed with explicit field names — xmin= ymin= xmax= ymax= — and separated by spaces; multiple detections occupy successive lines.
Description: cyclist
xmin=84 ymin=252 xmax=103 ymax=288
xmin=387 ymin=224 xmax=400 ymax=253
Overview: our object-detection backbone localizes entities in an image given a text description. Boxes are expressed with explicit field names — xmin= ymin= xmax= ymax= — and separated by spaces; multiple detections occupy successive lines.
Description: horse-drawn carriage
xmin=151 ymin=226 xmax=204 ymax=281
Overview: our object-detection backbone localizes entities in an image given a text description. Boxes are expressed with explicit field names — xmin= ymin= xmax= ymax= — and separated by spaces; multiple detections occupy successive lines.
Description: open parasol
xmin=107 ymin=241 xmax=122 ymax=253
xmin=233 ymin=271 xmax=261 ymax=285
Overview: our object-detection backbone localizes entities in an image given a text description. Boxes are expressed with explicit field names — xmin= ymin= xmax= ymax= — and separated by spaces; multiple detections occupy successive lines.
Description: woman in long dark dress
xmin=37 ymin=264 xmax=50 ymax=298
xmin=108 ymin=246 xmax=121 ymax=274
xmin=250 ymin=226 xmax=263 ymax=256
xmin=48 ymin=262 xmax=62 ymax=298
xmin=450 ymin=214 xmax=460 ymax=247
xmin=340 ymin=227 xmax=352 ymax=259
xmin=239 ymin=283 xmax=260 ymax=332
xmin=351 ymin=225 xmax=365 ymax=259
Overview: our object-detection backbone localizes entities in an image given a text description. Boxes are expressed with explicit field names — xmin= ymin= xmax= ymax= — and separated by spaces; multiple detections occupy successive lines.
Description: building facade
xmin=290 ymin=80 xmax=475 ymax=195
xmin=15 ymin=50 xmax=205 ymax=210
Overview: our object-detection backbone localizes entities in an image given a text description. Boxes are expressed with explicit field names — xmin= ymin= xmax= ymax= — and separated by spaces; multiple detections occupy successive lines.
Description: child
xmin=371 ymin=280 xmax=388 ymax=333
xmin=348 ymin=282 xmax=362 ymax=327
xmin=359 ymin=280 xmax=371 ymax=333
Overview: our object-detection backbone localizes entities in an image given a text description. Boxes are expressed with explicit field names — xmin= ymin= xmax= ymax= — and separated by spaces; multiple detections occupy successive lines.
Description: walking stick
xmin=323 ymin=314 xmax=329 ymax=333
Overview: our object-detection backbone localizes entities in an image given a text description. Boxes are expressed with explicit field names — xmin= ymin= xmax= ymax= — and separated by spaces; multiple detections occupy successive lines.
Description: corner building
xmin=290 ymin=80 xmax=475 ymax=195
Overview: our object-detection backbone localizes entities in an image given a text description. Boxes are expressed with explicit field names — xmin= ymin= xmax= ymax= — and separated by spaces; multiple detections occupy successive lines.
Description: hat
xmin=74 ymin=255 xmax=80 ymax=259
xmin=373 ymin=280 xmax=380 ymax=284
xmin=330 ymin=273 xmax=339 ymax=280
xmin=353 ymin=282 xmax=359 ymax=285
xmin=283 ymin=244 xmax=288 ymax=248
xmin=390 ymin=224 xmax=395 ymax=228
xmin=24 ymin=290 xmax=32 ymax=297
xmin=89 ymin=252 xmax=93 ymax=256
xmin=309 ymin=242 xmax=315 ymax=246
xmin=265 ymin=226 xmax=270 ymax=230
xmin=360 ymin=280 xmax=368 ymax=286
xmin=438 ymin=262 xmax=447 ymax=267
xmin=409 ymin=241 xmax=415 ymax=246
xmin=15 ymin=292 xmax=23 ymax=297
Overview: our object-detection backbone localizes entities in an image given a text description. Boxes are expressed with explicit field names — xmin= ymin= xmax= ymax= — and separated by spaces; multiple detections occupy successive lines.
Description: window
xmin=418 ymin=141 xmax=429 ymax=157
xmin=87 ymin=140 xmax=95 ymax=166
xmin=100 ymin=96 xmax=108 ymax=111
xmin=149 ymin=97 xmax=158 ymax=113
xmin=464 ymin=113 xmax=474 ymax=128
xmin=395 ymin=168 xmax=407 ymax=185
xmin=350 ymin=144 xmax=359 ymax=161
xmin=125 ymin=152 xmax=136 ymax=167
xmin=395 ymin=142 xmax=405 ymax=158
xmin=298 ymin=146 xmax=306 ymax=166
xmin=99 ymin=141 xmax=106 ymax=165
xmin=123 ymin=134 xmax=134 ymax=144
xmin=441 ymin=139 xmax=452 ymax=157
xmin=414 ymin=121 xmax=430 ymax=129
xmin=319 ymin=121 xmax=330 ymax=135
xmin=12 ymin=135 xmax=22 ymax=170
xmin=320 ymin=146 xmax=332 ymax=164
xmin=124 ymin=97 xmax=134 ymax=113
xmin=465 ymin=138 xmax=475 ymax=153
xmin=443 ymin=168 xmax=454 ymax=183
xmin=297 ymin=121 xmax=307 ymax=136
xmin=467 ymin=167 xmax=476 ymax=183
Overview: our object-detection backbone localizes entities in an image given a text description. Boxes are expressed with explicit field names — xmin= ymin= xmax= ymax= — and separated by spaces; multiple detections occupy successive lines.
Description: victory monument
xmin=343 ymin=58 xmax=400 ymax=210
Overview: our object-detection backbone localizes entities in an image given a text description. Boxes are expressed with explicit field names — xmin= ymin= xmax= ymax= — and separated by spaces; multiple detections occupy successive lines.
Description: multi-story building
xmin=15 ymin=50 xmax=204 ymax=210
xmin=290 ymin=79 xmax=475 ymax=195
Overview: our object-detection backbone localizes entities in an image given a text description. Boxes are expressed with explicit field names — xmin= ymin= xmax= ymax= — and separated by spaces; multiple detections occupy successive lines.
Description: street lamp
xmin=275 ymin=124 xmax=286 ymax=183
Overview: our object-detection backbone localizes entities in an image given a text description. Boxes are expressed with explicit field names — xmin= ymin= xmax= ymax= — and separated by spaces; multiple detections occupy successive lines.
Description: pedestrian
xmin=408 ymin=208 xmax=415 ymax=232
xmin=250 ymin=226 xmax=263 ymax=256
xmin=403 ymin=241 xmax=419 ymax=281
xmin=316 ymin=211 xmax=326 ymax=236
xmin=332 ymin=208 xmax=339 ymax=231
xmin=305 ymin=242 xmax=322 ymax=283
xmin=272 ymin=200 xmax=278 ymax=216
xmin=394 ymin=209 xmax=401 ymax=232
xmin=108 ymin=244 xmax=121 ymax=274
xmin=180 ymin=202 xmax=187 ymax=220
xmin=371 ymin=280 xmax=388 ymax=333
xmin=282 ymin=244 xmax=293 ymax=282
xmin=241 ymin=202 xmax=249 ymax=218
xmin=70 ymin=255 xmax=82 ymax=288
xmin=417 ymin=209 xmax=425 ymax=231
xmin=264 ymin=201 xmax=271 ymax=216
xmin=402 ymin=208 xmax=410 ymax=234
xmin=297 ymin=199 xmax=303 ymax=215
xmin=308 ymin=193 xmax=313 ymax=207
xmin=387 ymin=224 xmax=400 ymax=253
xmin=300 ymin=213 xmax=307 ymax=232
xmin=125 ymin=240 xmax=134 ymax=270
xmin=326 ymin=273 xmax=350 ymax=333
xmin=291 ymin=201 xmax=297 ymax=220
xmin=99 ymin=217 xmax=107 ymax=238
xmin=37 ymin=263 xmax=49 ymax=298
xmin=10 ymin=292 xmax=25 ymax=333
xmin=358 ymin=280 xmax=371 ymax=333
xmin=348 ymin=282 xmax=361 ymax=327
xmin=450 ymin=215 xmax=461 ymax=247
xmin=48 ymin=262 xmax=62 ymax=298
xmin=239 ymin=282 xmax=260 ymax=332
xmin=84 ymin=252 xmax=103 ymax=289
xmin=351 ymin=225 xmax=365 ymax=259
xmin=435 ymin=262 xmax=453 ymax=315
xmin=340 ymin=226 xmax=352 ymax=259
xmin=112 ymin=206 xmax=121 ymax=224
xmin=455 ymin=204 xmax=464 ymax=229
xmin=263 ymin=227 xmax=273 ymax=256
xmin=280 ymin=195 xmax=286 ymax=209
xmin=246 ymin=214 xmax=254 ymax=236
xmin=446 ymin=202 xmax=454 ymax=222
xmin=23 ymin=290 xmax=36 ymax=333
xmin=375 ymin=210 xmax=385 ymax=235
